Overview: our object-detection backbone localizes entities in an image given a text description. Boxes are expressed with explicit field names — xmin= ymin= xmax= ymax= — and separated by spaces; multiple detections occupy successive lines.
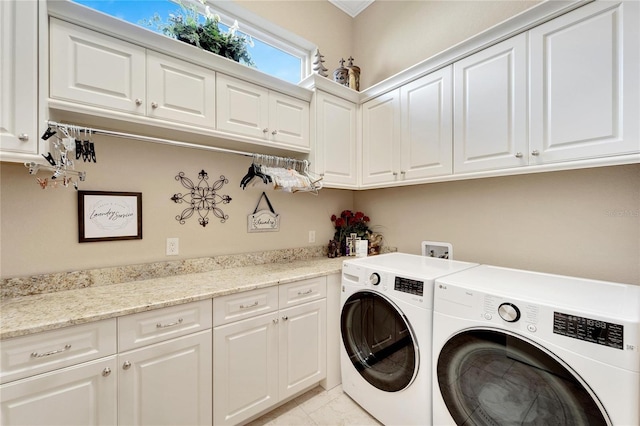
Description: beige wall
xmin=354 ymin=0 xmax=541 ymax=88
xmin=355 ymin=165 xmax=640 ymax=284
xmin=0 ymin=137 xmax=352 ymax=277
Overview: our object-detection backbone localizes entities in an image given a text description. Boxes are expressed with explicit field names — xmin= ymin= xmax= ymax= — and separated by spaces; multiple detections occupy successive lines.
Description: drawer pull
xmin=156 ymin=318 xmax=183 ymax=328
xmin=239 ymin=301 xmax=259 ymax=309
xmin=102 ymin=367 xmax=112 ymax=377
xmin=297 ymin=289 xmax=313 ymax=296
xmin=31 ymin=344 xmax=71 ymax=358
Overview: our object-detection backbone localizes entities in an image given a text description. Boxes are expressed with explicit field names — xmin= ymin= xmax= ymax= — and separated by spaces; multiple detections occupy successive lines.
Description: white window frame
xmin=181 ymin=0 xmax=316 ymax=82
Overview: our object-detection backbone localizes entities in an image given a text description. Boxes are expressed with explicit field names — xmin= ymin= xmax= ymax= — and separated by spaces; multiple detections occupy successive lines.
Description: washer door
xmin=341 ymin=290 xmax=418 ymax=392
xmin=437 ymin=329 xmax=609 ymax=425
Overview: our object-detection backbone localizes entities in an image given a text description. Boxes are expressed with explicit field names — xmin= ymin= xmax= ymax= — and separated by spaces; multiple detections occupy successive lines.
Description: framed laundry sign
xmin=248 ymin=192 xmax=280 ymax=232
xmin=78 ymin=191 xmax=142 ymax=242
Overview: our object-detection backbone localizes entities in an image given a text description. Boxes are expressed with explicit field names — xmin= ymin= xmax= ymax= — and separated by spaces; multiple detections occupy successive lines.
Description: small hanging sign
xmin=248 ymin=192 xmax=280 ymax=233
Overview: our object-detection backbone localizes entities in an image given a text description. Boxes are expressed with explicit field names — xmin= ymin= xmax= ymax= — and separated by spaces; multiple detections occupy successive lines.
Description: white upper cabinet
xmin=453 ymin=33 xmax=528 ymax=173
xmin=146 ymin=51 xmax=216 ymax=128
xmin=312 ymin=90 xmax=358 ymax=188
xmin=529 ymin=0 xmax=640 ymax=163
xmin=0 ymin=0 xmax=39 ymax=159
xmin=361 ymin=89 xmax=401 ymax=185
xmin=50 ymin=18 xmax=146 ymax=115
xmin=217 ymin=73 xmax=310 ymax=150
xmin=362 ymin=66 xmax=453 ymax=187
xmin=400 ymin=66 xmax=453 ymax=180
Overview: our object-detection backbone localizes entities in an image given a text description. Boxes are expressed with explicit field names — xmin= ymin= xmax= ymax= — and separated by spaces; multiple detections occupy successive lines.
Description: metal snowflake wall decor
xmin=171 ymin=170 xmax=232 ymax=227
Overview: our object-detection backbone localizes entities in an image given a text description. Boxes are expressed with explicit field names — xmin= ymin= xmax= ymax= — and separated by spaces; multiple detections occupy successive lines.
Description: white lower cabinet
xmin=213 ymin=278 xmax=327 ymax=425
xmin=117 ymin=300 xmax=213 ymax=426
xmin=0 ymin=320 xmax=118 ymax=425
xmin=0 ymin=356 xmax=118 ymax=425
xmin=118 ymin=330 xmax=212 ymax=426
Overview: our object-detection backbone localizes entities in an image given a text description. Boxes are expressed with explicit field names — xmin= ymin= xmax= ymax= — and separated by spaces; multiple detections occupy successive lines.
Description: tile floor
xmin=246 ymin=385 xmax=382 ymax=426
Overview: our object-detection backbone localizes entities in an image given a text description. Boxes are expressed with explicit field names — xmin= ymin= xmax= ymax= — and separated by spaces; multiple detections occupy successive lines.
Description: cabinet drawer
xmin=118 ymin=300 xmax=212 ymax=352
xmin=213 ymin=286 xmax=279 ymax=327
xmin=0 ymin=319 xmax=116 ymax=384
xmin=279 ymin=277 xmax=327 ymax=309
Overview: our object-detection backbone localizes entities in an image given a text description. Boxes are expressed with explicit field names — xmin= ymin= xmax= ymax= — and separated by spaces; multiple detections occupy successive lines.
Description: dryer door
xmin=340 ymin=290 xmax=419 ymax=392
xmin=436 ymin=329 xmax=608 ymax=425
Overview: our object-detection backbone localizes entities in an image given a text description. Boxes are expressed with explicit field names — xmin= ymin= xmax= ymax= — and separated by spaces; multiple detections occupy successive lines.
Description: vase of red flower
xmin=330 ymin=210 xmax=371 ymax=256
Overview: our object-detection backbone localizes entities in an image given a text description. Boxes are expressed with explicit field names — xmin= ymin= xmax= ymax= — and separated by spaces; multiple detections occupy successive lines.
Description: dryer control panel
xmin=394 ymin=276 xmax=424 ymax=296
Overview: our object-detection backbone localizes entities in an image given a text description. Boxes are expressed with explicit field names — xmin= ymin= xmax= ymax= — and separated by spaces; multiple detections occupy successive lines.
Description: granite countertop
xmin=0 ymin=257 xmax=344 ymax=341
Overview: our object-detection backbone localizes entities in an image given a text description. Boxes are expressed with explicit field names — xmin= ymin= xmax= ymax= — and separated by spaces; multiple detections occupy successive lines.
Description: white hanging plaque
xmin=248 ymin=192 xmax=280 ymax=232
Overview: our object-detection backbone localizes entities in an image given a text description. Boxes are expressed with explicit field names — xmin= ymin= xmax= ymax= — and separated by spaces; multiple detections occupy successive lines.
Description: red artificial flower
xmin=331 ymin=214 xmax=337 ymax=221
xmin=354 ymin=211 xmax=364 ymax=220
xmin=335 ymin=217 xmax=346 ymax=227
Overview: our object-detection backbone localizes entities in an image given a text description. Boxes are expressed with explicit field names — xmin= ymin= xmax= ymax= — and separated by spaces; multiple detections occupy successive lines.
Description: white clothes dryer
xmin=341 ymin=253 xmax=478 ymax=425
xmin=432 ymin=265 xmax=640 ymax=425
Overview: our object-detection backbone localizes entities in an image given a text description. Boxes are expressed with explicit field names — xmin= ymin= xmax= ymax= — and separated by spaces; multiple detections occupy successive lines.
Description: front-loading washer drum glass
xmin=437 ymin=329 xmax=609 ymax=425
xmin=341 ymin=290 xmax=419 ymax=392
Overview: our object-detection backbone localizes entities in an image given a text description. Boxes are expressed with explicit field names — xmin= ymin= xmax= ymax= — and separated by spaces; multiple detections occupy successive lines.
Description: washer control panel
xmin=394 ymin=276 xmax=424 ymax=296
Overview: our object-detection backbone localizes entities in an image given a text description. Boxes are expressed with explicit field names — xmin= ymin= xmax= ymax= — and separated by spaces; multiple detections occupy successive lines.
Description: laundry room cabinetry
xmin=453 ymin=33 xmax=528 ymax=174
xmin=0 ymin=0 xmax=42 ymax=162
xmin=213 ymin=277 xmax=327 ymax=425
xmin=0 ymin=320 xmax=118 ymax=425
xmin=362 ymin=66 xmax=453 ymax=186
xmin=528 ymin=0 xmax=639 ymax=164
xmin=309 ymin=88 xmax=358 ymax=188
xmin=49 ymin=18 xmax=216 ymax=128
xmin=216 ymin=74 xmax=310 ymax=150
xmin=117 ymin=300 xmax=212 ymax=426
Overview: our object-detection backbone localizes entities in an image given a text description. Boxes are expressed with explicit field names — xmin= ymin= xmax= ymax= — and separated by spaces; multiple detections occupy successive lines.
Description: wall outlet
xmin=421 ymin=241 xmax=453 ymax=259
xmin=166 ymin=237 xmax=179 ymax=256
xmin=308 ymin=230 xmax=316 ymax=243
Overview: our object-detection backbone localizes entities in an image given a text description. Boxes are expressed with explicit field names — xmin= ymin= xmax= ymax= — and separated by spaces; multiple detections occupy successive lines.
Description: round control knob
xmin=498 ymin=302 xmax=521 ymax=323
xmin=370 ymin=273 xmax=381 ymax=286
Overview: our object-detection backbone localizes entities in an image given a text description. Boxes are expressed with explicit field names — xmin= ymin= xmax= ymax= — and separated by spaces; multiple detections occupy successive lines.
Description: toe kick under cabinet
xmin=213 ymin=277 xmax=327 ymax=426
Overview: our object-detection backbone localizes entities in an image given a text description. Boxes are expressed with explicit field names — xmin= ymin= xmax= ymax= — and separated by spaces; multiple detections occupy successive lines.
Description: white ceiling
xmin=328 ymin=0 xmax=375 ymax=17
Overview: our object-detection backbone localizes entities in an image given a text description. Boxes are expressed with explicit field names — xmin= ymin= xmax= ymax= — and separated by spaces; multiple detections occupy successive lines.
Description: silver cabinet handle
xmin=282 ymin=316 xmax=289 ymax=321
xmin=122 ymin=361 xmax=132 ymax=370
xmin=102 ymin=367 xmax=112 ymax=377
xmin=297 ymin=289 xmax=313 ymax=296
xmin=31 ymin=344 xmax=71 ymax=358
xmin=135 ymin=98 xmax=143 ymax=106
xmin=393 ymin=172 xmax=398 ymax=176
xmin=240 ymin=301 xmax=259 ymax=309
xmin=263 ymin=128 xmax=269 ymax=133
xmin=18 ymin=133 xmax=29 ymax=141
xmin=156 ymin=318 xmax=183 ymax=328
xmin=271 ymin=130 xmax=278 ymax=135
xmin=515 ymin=152 xmax=523 ymax=158
xmin=151 ymin=102 xmax=159 ymax=109
xmin=531 ymin=150 xmax=540 ymax=156
xmin=272 ymin=318 xmax=279 ymax=324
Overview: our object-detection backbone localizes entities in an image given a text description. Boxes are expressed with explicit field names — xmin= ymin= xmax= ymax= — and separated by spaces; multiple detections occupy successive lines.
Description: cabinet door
xmin=454 ymin=33 xmax=527 ymax=173
xmin=49 ymin=18 xmax=146 ymax=114
xmin=0 ymin=0 xmax=38 ymax=156
xmin=0 ymin=356 xmax=117 ymax=426
xmin=529 ymin=1 xmax=640 ymax=163
xmin=279 ymin=299 xmax=326 ymax=400
xmin=213 ymin=313 xmax=278 ymax=426
xmin=400 ymin=65 xmax=453 ymax=180
xmin=361 ymin=89 xmax=401 ymax=185
xmin=216 ymin=73 xmax=269 ymax=139
xmin=146 ymin=51 xmax=216 ymax=128
xmin=118 ymin=330 xmax=212 ymax=426
xmin=313 ymin=91 xmax=358 ymax=187
xmin=269 ymin=91 xmax=310 ymax=149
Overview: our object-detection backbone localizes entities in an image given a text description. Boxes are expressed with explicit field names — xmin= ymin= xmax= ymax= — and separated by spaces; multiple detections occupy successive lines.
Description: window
xmin=72 ymin=0 xmax=314 ymax=84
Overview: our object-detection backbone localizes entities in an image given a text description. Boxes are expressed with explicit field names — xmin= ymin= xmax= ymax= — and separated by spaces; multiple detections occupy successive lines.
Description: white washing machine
xmin=341 ymin=253 xmax=478 ymax=425
xmin=432 ymin=265 xmax=640 ymax=425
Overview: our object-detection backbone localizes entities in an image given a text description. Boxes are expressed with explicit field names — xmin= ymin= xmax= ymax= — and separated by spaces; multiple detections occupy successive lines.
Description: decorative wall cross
xmin=171 ymin=170 xmax=232 ymax=227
